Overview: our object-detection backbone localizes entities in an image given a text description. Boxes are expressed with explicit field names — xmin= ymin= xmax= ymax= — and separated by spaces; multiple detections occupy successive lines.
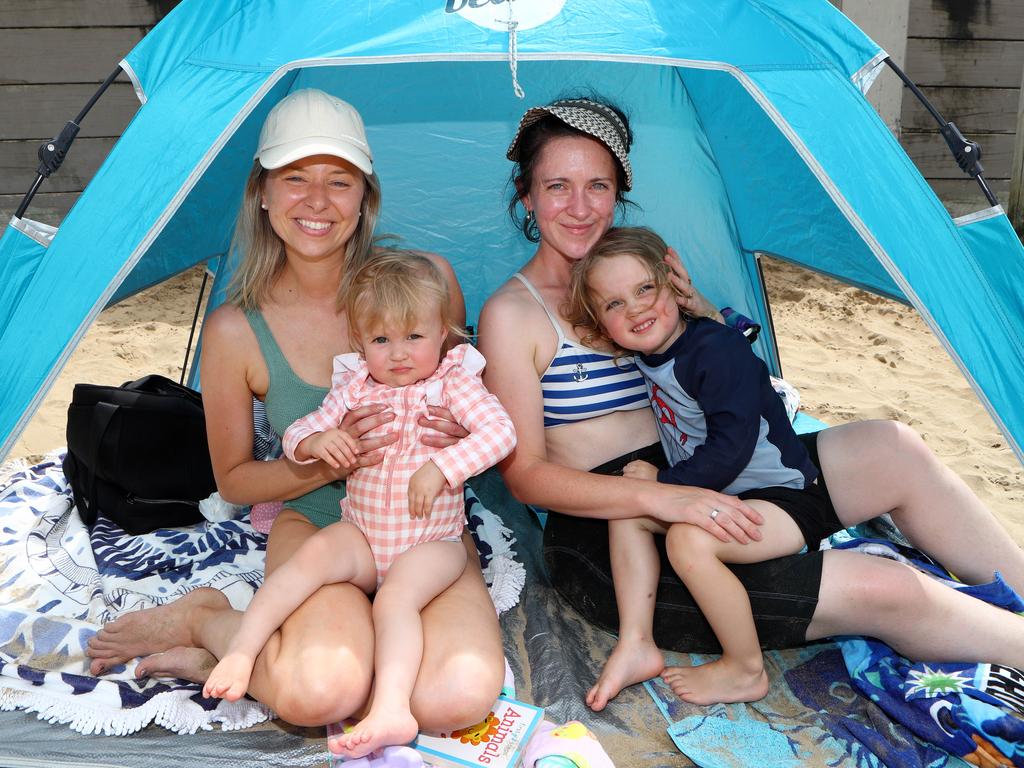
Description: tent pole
xmin=179 ymin=269 xmax=210 ymax=386
xmin=13 ymin=66 xmax=124 ymax=221
xmin=883 ymin=57 xmax=999 ymax=208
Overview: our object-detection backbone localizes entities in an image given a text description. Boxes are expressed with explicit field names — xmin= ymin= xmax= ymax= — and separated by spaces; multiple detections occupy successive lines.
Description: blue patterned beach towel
xmin=0 ymin=454 xmax=525 ymax=736
xmin=0 ymin=453 xmax=272 ymax=735
xmin=832 ymin=538 xmax=1024 ymax=768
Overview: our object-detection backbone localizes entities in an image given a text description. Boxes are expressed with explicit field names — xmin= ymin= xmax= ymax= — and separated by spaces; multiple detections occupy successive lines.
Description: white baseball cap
xmin=256 ymin=89 xmax=373 ymax=174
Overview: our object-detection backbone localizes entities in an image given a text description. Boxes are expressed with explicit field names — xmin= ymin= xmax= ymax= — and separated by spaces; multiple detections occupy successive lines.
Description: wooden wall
xmin=3 ymin=1 xmax=1021 ymax=224
xmin=901 ymin=0 xmax=1024 ymax=215
xmin=0 ymin=1 xmax=179 ymax=226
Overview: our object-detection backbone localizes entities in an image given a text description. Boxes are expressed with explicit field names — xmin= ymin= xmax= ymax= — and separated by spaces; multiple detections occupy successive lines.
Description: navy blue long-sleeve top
xmin=636 ymin=318 xmax=817 ymax=494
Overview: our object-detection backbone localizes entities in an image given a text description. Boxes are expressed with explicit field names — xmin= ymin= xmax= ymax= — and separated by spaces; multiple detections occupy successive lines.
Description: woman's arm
xmin=477 ymin=291 xmax=761 ymax=542
xmin=200 ymin=305 xmax=386 ymax=506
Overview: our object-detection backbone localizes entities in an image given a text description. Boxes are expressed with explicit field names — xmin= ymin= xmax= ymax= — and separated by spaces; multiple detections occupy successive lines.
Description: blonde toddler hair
xmin=342 ymin=249 xmax=465 ymax=352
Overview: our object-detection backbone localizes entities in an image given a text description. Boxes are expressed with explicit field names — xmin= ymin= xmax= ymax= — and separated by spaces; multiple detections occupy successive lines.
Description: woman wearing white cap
xmin=478 ymin=95 xmax=1024 ymax=709
xmin=86 ymin=89 xmax=504 ymax=731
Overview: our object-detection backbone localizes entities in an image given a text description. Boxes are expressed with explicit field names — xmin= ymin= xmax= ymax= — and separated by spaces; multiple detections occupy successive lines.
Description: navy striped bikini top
xmin=512 ymin=273 xmax=649 ymax=428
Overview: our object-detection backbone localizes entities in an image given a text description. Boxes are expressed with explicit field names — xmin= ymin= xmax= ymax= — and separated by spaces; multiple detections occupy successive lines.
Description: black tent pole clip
xmin=13 ymin=65 xmax=124 ymax=221
xmin=883 ymin=57 xmax=998 ymax=207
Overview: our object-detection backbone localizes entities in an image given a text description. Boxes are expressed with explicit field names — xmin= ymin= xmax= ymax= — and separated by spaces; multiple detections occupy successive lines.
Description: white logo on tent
xmin=446 ymin=0 xmax=566 ymax=32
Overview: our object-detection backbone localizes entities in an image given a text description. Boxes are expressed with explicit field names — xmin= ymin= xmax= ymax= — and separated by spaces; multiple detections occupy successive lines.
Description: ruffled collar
xmin=330 ymin=343 xmax=485 ymax=406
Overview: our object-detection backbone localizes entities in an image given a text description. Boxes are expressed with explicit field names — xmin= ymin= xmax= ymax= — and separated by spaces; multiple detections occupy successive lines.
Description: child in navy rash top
xmin=637 ymin=315 xmax=817 ymax=494
xmin=566 ymin=227 xmax=843 ymax=712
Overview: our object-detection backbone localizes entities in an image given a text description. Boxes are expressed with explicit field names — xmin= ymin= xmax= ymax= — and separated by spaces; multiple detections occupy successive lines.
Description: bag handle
xmin=78 ymin=401 xmax=119 ymax=521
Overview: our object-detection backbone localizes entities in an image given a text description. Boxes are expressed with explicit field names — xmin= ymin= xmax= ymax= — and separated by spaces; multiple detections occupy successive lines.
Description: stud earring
xmin=260 ymin=202 xmax=268 ymax=210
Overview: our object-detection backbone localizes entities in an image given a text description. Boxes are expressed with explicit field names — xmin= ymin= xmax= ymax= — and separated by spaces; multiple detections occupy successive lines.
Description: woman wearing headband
xmin=477 ymin=95 xmax=1024 ymax=708
xmin=86 ymin=89 xmax=505 ymax=731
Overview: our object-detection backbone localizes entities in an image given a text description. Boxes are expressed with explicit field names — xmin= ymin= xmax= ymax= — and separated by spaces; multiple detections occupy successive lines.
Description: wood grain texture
xmin=0 ymin=0 xmax=172 ymax=28
xmin=0 ymin=83 xmax=140 ymax=140
xmin=908 ymin=0 xmax=1024 ymax=42
xmin=1007 ymin=72 xmax=1024 ymax=233
xmin=0 ymin=192 xmax=78 ymax=226
xmin=902 ymin=130 xmax=1014 ymax=179
xmin=0 ymin=28 xmax=145 ymax=85
xmin=927 ymin=178 xmax=1010 ymax=216
xmin=905 ymin=38 xmax=1024 ymax=88
xmin=902 ymin=86 xmax=1020 ymax=133
xmin=0 ymin=137 xmax=116 ymax=194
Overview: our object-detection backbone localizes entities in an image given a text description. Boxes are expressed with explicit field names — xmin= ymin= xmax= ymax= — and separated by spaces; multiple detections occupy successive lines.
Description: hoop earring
xmin=524 ymin=209 xmax=540 ymax=242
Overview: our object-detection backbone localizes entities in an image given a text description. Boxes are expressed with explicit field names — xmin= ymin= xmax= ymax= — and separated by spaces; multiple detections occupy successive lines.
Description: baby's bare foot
xmin=202 ymin=652 xmax=255 ymax=701
xmin=586 ymin=637 xmax=664 ymax=712
xmin=334 ymin=705 xmax=418 ymax=759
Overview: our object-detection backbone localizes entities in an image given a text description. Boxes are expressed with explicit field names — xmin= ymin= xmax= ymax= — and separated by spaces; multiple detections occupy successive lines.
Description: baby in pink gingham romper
xmin=283 ymin=341 xmax=512 ymax=586
xmin=203 ymin=251 xmax=516 ymax=760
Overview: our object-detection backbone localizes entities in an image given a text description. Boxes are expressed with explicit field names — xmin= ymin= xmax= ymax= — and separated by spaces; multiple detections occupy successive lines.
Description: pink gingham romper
xmin=282 ymin=344 xmax=516 ymax=587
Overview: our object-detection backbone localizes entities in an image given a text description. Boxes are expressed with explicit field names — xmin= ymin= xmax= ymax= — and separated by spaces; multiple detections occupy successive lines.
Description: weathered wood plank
xmin=902 ymin=86 xmax=1020 ymax=133
xmin=1008 ymin=66 xmax=1024 ymax=236
xmin=0 ymin=83 xmax=139 ymax=140
xmin=927 ymin=178 xmax=1011 ymax=217
xmin=901 ymin=130 xmax=1015 ymax=179
xmin=0 ymin=0 xmax=175 ymax=28
xmin=0 ymin=192 xmax=78 ymax=227
xmin=0 ymin=137 xmax=116 ymax=194
xmin=0 ymin=28 xmax=145 ymax=85
xmin=905 ymin=38 xmax=1024 ymax=88
xmin=908 ymin=0 xmax=1024 ymax=42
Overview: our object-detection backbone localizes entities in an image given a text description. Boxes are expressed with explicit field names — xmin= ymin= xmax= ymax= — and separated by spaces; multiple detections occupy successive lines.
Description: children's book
xmin=412 ymin=696 xmax=545 ymax=768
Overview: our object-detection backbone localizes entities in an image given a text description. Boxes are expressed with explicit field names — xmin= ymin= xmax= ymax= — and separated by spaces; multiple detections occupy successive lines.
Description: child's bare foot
xmin=661 ymin=657 xmax=769 ymax=705
xmin=87 ymin=587 xmax=229 ymax=674
xmin=202 ymin=652 xmax=255 ymax=701
xmin=586 ymin=637 xmax=665 ymax=712
xmin=332 ymin=705 xmax=418 ymax=759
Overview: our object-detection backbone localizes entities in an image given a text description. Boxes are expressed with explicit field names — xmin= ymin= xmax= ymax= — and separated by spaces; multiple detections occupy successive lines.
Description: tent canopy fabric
xmin=2 ymin=0 xmax=1023 ymax=464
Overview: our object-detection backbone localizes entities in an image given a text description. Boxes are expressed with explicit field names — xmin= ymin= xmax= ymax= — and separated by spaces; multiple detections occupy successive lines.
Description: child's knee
xmin=665 ymin=523 xmax=724 ymax=577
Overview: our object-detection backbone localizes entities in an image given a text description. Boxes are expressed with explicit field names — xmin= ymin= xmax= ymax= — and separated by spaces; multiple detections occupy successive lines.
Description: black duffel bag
xmin=63 ymin=374 xmax=217 ymax=534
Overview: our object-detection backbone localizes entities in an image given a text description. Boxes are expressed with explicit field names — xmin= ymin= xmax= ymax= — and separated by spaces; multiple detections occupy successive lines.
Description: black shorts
xmin=542 ymin=432 xmax=839 ymax=653
xmin=739 ymin=452 xmax=841 ymax=551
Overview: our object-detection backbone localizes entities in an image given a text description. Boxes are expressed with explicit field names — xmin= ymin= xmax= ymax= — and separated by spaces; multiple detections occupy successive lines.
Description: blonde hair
xmin=342 ymin=249 xmax=465 ymax=352
xmin=566 ymin=226 xmax=677 ymax=352
xmin=227 ymin=160 xmax=383 ymax=310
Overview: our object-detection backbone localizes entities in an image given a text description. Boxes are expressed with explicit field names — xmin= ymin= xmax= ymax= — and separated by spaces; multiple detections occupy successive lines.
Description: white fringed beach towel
xmin=0 ymin=453 xmax=524 ymax=736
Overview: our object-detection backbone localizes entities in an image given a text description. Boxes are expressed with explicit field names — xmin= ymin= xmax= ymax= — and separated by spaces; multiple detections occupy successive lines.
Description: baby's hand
xmin=623 ymin=459 xmax=659 ymax=481
xmin=304 ymin=428 xmax=360 ymax=469
xmin=408 ymin=461 xmax=447 ymax=518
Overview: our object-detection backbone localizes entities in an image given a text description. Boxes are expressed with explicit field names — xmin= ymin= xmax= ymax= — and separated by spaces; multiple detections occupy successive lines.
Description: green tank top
xmin=245 ymin=309 xmax=346 ymax=528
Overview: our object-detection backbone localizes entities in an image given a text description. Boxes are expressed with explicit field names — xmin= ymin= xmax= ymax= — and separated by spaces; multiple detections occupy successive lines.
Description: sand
xmin=9 ymin=260 xmax=1024 ymax=544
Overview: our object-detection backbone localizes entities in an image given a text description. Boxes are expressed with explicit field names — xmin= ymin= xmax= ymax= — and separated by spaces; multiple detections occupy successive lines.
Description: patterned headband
xmin=506 ymin=98 xmax=633 ymax=190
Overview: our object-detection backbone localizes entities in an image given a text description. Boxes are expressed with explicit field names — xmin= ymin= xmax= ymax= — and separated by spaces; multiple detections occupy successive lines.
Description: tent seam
xmin=734 ymin=65 xmax=1023 ymax=459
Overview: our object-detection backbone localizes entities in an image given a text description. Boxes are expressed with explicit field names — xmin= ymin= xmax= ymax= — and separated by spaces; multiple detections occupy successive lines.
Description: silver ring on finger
xmin=709 ymin=507 xmax=720 ymax=521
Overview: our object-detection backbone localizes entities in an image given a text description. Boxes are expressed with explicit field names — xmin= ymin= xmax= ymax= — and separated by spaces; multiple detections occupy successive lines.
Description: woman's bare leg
xmin=808 ymin=549 xmax=1024 ymax=665
xmin=86 ymin=509 xmax=376 ymax=725
xmin=586 ymin=516 xmax=668 ymax=712
xmin=817 ymin=420 xmax=1024 ymax=591
xmin=410 ymin=532 xmax=505 ymax=733
xmin=332 ymin=540 xmax=468 ymax=759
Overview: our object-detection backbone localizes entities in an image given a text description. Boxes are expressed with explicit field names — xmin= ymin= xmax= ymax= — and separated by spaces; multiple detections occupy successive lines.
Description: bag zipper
xmin=125 ymin=492 xmax=200 ymax=508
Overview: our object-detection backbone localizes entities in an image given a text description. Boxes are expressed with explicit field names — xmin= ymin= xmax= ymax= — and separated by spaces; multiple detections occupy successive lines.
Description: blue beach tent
xmin=2 ymin=0 xmax=1023 ymax=462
